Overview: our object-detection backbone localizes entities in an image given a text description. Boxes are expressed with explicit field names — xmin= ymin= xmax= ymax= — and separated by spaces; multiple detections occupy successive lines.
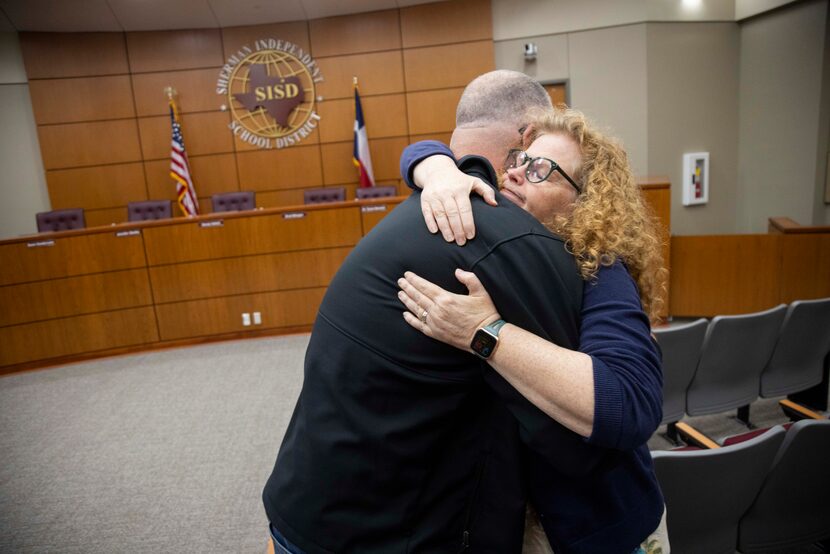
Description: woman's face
xmin=499 ymin=133 xmax=581 ymax=223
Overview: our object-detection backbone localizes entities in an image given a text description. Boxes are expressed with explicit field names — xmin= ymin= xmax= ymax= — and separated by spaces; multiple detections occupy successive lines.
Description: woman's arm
xmin=579 ymin=263 xmax=663 ymax=449
xmin=398 ymin=264 xmax=663 ymax=448
xmin=399 ymin=141 xmax=496 ymax=245
xmin=398 ymin=269 xmax=595 ymax=438
xmin=400 ymin=140 xmax=454 ymax=188
xmin=488 ymin=323 xmax=596 ymax=438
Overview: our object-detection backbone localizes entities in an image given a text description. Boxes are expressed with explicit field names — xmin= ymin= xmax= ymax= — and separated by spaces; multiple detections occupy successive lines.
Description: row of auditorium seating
xmin=34 ymin=186 xmax=399 ymax=232
xmin=653 ymin=298 xmax=830 ymax=446
xmin=650 ymin=299 xmax=830 ymax=550
xmin=652 ymin=419 xmax=830 ymax=552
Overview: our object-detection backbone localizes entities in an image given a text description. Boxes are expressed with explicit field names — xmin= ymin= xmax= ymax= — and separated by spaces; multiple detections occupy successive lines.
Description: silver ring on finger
xmin=420 ymin=309 xmax=429 ymax=323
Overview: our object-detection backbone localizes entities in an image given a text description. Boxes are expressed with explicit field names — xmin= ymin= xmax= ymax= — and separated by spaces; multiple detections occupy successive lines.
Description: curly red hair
xmin=526 ymin=108 xmax=668 ymax=324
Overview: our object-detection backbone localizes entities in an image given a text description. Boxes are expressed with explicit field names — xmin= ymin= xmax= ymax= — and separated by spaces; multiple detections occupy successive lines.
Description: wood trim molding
xmin=675 ymin=422 xmax=720 ymax=449
xmin=637 ymin=176 xmax=671 ymax=189
xmin=0 ymin=325 xmax=314 ymax=377
xmin=0 ymin=197 xmax=409 ymax=245
xmin=768 ymin=216 xmax=830 ymax=234
xmin=779 ymin=399 xmax=826 ymax=420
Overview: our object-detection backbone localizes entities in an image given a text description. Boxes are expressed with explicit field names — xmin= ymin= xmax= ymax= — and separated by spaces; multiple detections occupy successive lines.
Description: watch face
xmin=471 ymin=329 xmax=497 ymax=358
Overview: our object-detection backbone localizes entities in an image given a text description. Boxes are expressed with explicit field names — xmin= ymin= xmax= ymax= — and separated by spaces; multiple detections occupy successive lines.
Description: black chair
xmin=304 ymin=187 xmax=346 ymax=205
xmin=36 ymin=208 xmax=86 ymax=232
xmin=654 ymin=319 xmax=708 ymax=426
xmin=127 ymin=200 xmax=173 ymax=222
xmin=212 ymin=191 xmax=255 ymax=212
xmin=686 ymin=305 xmax=787 ymax=426
xmin=356 ymin=185 xmax=397 ymax=199
xmin=759 ymin=298 xmax=830 ymax=399
xmin=651 ymin=426 xmax=787 ymax=553
xmin=738 ymin=420 xmax=830 ymax=552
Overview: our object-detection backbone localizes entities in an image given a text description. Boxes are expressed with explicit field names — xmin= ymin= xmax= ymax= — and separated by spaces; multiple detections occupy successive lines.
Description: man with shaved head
xmin=403 ymin=70 xmax=552 ymax=246
xmin=452 ymin=69 xmax=552 ymax=166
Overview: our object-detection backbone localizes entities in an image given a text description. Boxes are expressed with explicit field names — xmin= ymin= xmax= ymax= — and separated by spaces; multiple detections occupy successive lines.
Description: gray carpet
xmin=0 ymin=334 xmax=826 ymax=553
xmin=0 ymin=335 xmax=309 ymax=554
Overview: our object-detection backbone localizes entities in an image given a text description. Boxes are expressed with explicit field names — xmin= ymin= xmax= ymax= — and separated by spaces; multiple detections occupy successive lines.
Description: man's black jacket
xmin=263 ymin=156 xmax=606 ymax=553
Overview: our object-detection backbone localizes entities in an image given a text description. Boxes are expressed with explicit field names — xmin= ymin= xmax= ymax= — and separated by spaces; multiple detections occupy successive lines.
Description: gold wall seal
xmin=217 ymin=39 xmax=323 ymax=149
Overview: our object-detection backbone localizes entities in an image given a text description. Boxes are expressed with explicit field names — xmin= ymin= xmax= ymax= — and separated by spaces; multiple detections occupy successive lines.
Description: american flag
xmin=169 ymin=99 xmax=199 ymax=216
xmin=352 ymin=84 xmax=375 ymax=188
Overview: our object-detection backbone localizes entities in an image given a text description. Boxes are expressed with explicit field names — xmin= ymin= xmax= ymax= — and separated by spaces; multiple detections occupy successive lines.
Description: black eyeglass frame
xmin=504 ymin=149 xmax=582 ymax=194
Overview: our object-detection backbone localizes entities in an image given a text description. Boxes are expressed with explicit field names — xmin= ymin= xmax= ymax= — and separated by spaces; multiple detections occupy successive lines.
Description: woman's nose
xmin=505 ymin=165 xmax=525 ymax=185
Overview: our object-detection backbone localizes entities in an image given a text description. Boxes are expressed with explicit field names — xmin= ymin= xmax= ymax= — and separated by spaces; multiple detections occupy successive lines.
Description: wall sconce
xmin=524 ymin=42 xmax=538 ymax=61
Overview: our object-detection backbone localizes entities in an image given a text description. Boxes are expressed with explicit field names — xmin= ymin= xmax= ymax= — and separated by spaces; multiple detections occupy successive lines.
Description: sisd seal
xmin=217 ymin=39 xmax=323 ymax=149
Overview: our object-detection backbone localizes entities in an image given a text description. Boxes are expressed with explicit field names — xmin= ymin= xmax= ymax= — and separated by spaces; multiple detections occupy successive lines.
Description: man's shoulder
xmin=457 ymin=155 xmax=498 ymax=187
xmin=470 ymin=193 xmax=565 ymax=247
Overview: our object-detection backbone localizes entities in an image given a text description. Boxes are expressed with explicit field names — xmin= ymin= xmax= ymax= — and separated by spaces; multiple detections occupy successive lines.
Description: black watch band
xmin=470 ymin=319 xmax=506 ymax=359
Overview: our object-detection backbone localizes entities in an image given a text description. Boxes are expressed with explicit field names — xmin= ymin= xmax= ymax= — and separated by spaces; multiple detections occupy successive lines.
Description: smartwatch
xmin=470 ymin=319 xmax=507 ymax=359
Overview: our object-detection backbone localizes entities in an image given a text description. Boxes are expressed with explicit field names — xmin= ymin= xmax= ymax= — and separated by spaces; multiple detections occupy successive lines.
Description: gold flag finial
xmin=353 ymin=76 xmax=358 ymax=87
xmin=164 ymin=86 xmax=177 ymax=100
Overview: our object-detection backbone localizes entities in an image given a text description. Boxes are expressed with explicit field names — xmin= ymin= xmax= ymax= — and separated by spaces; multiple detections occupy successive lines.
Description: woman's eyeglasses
xmin=503 ymin=149 xmax=582 ymax=194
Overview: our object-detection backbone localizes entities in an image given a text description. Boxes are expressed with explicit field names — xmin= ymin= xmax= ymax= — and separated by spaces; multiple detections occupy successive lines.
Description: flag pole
xmin=167 ymin=86 xmax=199 ymax=217
xmin=352 ymin=75 xmax=375 ymax=189
xmin=165 ymin=86 xmax=178 ymax=118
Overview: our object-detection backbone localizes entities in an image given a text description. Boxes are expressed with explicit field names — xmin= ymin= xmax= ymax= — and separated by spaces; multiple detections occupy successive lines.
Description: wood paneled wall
xmin=0 ymin=178 xmax=669 ymax=373
xmin=669 ymin=226 xmax=830 ymax=317
xmin=0 ymin=198 xmax=403 ymax=372
xmin=640 ymin=179 xmax=671 ymax=319
xmin=19 ymin=0 xmax=494 ymax=227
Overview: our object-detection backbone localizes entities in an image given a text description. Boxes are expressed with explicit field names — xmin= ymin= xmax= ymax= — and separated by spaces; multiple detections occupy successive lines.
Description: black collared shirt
xmin=263 ymin=156 xmax=595 ymax=554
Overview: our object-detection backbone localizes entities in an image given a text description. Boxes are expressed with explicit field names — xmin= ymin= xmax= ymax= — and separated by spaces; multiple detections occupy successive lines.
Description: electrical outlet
xmin=253 ymin=312 xmax=262 ymax=325
xmin=242 ymin=313 xmax=251 ymax=326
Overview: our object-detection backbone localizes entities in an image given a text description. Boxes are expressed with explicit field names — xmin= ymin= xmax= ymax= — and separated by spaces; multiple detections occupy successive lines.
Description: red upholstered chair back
xmin=212 ymin=191 xmax=255 ymax=212
xmin=128 ymin=200 xmax=173 ymax=222
xmin=36 ymin=208 xmax=86 ymax=232
xmin=356 ymin=185 xmax=397 ymax=199
xmin=304 ymin=187 xmax=346 ymax=204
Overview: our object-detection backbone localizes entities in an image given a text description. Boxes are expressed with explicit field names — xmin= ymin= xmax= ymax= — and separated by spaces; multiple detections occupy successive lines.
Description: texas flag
xmin=352 ymin=85 xmax=376 ymax=188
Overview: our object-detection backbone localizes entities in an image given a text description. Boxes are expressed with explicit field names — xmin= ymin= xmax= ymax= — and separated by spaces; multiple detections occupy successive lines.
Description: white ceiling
xmin=0 ymin=0 xmax=446 ymax=32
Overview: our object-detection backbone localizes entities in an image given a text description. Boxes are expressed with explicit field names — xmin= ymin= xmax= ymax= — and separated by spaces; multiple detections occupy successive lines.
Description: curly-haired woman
xmin=397 ymin=107 xmax=670 ymax=553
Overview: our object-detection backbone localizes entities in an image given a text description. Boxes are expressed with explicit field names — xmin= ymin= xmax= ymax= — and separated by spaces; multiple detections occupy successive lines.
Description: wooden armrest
xmin=779 ymin=399 xmax=825 ymax=420
xmin=675 ymin=422 xmax=720 ymax=449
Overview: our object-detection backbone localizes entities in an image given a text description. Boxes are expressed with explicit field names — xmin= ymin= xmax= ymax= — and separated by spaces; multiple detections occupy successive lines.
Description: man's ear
xmin=521 ymin=124 xmax=535 ymax=149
